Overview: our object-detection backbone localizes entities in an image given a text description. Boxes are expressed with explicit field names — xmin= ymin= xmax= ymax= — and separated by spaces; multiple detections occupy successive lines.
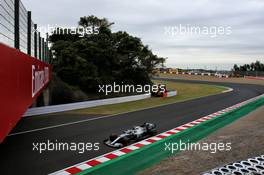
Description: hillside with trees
xmin=233 ymin=61 xmax=264 ymax=72
xmin=232 ymin=61 xmax=264 ymax=77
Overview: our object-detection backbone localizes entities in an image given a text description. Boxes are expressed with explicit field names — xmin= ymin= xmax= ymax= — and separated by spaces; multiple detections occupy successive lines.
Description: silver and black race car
xmin=104 ymin=123 xmax=157 ymax=148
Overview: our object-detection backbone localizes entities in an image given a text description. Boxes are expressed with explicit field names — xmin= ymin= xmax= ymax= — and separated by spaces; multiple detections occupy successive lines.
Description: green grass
xmin=67 ymin=80 xmax=227 ymax=115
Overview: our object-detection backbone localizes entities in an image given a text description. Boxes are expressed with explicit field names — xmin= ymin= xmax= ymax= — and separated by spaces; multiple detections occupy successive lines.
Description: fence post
xmin=42 ymin=38 xmax=44 ymax=61
xmin=38 ymin=32 xmax=41 ymax=60
xmin=27 ymin=11 xmax=31 ymax=55
xmin=34 ymin=24 xmax=38 ymax=58
xmin=14 ymin=0 xmax=20 ymax=49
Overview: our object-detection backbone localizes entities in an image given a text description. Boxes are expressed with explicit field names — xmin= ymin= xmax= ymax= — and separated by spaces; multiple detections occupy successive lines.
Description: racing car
xmin=151 ymin=84 xmax=168 ymax=97
xmin=104 ymin=123 xmax=157 ymax=148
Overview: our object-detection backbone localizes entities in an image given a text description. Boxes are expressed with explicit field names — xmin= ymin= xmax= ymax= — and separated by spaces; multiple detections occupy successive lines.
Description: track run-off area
xmin=1 ymin=78 xmax=264 ymax=175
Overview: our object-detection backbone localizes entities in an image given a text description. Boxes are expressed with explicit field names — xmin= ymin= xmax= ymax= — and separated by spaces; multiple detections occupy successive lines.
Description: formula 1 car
xmin=151 ymin=84 xmax=168 ymax=97
xmin=104 ymin=123 xmax=157 ymax=148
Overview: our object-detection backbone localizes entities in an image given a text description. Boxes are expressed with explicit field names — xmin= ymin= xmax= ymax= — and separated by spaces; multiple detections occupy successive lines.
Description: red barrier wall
xmin=0 ymin=43 xmax=51 ymax=143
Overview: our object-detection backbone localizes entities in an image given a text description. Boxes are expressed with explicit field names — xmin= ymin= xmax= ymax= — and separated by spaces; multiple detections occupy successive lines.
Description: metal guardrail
xmin=23 ymin=93 xmax=151 ymax=117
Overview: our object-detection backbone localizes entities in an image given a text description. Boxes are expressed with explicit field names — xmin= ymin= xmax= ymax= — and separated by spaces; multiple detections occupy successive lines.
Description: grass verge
xmin=68 ymin=80 xmax=226 ymax=115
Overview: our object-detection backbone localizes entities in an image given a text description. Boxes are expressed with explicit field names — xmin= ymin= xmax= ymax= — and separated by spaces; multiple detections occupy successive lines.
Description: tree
xmin=233 ymin=64 xmax=239 ymax=71
xmin=79 ymin=15 xmax=114 ymax=33
xmin=255 ymin=61 xmax=261 ymax=71
xmin=232 ymin=60 xmax=264 ymax=76
xmin=50 ymin=15 xmax=165 ymax=95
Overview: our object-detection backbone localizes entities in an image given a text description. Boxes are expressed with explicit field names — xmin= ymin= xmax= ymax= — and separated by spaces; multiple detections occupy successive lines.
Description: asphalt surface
xmin=1 ymin=79 xmax=264 ymax=175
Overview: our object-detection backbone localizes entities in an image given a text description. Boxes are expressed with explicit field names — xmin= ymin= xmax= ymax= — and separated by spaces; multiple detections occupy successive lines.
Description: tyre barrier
xmin=203 ymin=155 xmax=264 ymax=175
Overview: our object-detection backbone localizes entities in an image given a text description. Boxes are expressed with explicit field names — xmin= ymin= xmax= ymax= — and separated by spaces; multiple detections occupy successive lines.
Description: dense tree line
xmin=49 ymin=16 xmax=165 ymax=94
xmin=233 ymin=61 xmax=264 ymax=72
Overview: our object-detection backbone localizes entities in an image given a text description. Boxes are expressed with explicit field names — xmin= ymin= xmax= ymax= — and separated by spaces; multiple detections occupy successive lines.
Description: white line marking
xmin=53 ymin=171 xmax=70 ymax=175
xmin=96 ymin=157 xmax=110 ymax=163
xmin=139 ymin=140 xmax=152 ymax=145
xmin=11 ymin=84 xmax=234 ymax=136
xmin=126 ymin=145 xmax=140 ymax=150
xmin=76 ymin=164 xmax=92 ymax=170
xmin=8 ymin=115 xmax=117 ymax=136
xmin=160 ymin=133 xmax=172 ymax=137
xmin=150 ymin=137 xmax=162 ymax=141
xmin=112 ymin=151 xmax=126 ymax=156
xmin=169 ymin=129 xmax=181 ymax=133
xmin=222 ymin=87 xmax=234 ymax=93
xmin=183 ymin=123 xmax=194 ymax=127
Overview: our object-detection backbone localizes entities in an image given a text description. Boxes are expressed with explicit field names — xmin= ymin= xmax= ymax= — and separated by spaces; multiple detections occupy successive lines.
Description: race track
xmin=1 ymin=78 xmax=264 ymax=175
